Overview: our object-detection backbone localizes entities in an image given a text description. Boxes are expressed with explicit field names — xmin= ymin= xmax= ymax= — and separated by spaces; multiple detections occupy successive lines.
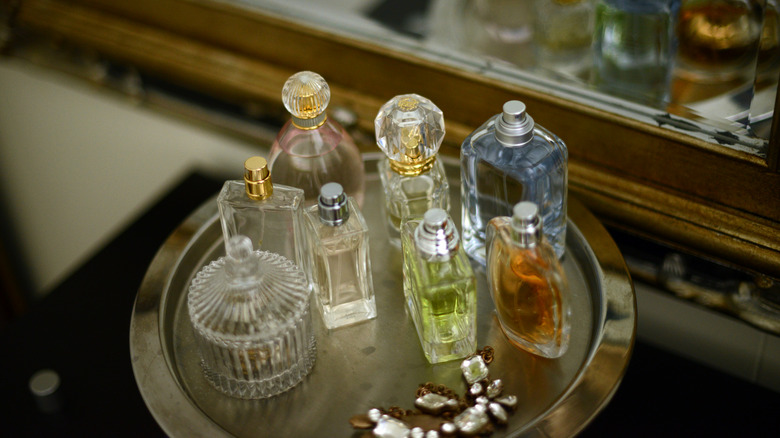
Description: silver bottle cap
xmin=495 ymin=100 xmax=534 ymax=147
xmin=318 ymin=182 xmax=349 ymax=226
xmin=511 ymin=201 xmax=543 ymax=247
xmin=414 ymin=208 xmax=459 ymax=257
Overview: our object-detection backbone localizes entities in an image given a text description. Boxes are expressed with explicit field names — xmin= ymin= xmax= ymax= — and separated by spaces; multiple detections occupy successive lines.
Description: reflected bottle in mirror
xmin=592 ymin=0 xmax=680 ymax=107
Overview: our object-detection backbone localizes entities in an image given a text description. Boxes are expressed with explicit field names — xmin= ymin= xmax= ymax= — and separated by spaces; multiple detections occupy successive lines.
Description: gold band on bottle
xmin=243 ymin=156 xmax=273 ymax=200
xmin=291 ymin=113 xmax=327 ymax=130
xmin=389 ymin=155 xmax=436 ymax=176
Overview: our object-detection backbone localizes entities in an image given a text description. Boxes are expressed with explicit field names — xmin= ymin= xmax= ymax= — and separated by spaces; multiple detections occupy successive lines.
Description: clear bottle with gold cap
xmin=268 ymin=71 xmax=365 ymax=207
xmin=375 ymin=93 xmax=449 ymax=246
xmin=401 ymin=208 xmax=476 ymax=364
xmin=304 ymin=182 xmax=376 ymax=329
xmin=217 ymin=156 xmax=306 ymax=271
xmin=486 ymin=201 xmax=571 ymax=358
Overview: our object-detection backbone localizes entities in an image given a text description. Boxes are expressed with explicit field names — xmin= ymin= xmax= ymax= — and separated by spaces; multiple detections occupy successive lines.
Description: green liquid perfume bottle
xmin=401 ymin=208 xmax=477 ymax=364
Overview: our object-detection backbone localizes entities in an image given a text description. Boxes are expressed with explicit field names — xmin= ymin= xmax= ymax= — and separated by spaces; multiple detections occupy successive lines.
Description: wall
xmin=0 ymin=58 xmax=261 ymax=296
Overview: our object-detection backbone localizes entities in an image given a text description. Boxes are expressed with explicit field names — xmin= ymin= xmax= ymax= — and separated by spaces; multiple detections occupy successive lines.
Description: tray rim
xmin=130 ymin=154 xmax=636 ymax=437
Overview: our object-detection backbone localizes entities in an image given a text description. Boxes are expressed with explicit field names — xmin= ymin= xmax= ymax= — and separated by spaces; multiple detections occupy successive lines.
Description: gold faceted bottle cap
xmin=244 ymin=156 xmax=273 ymax=200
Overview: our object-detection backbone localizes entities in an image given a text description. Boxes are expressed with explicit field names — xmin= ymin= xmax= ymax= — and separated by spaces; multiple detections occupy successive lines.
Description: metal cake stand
xmin=130 ymin=153 xmax=636 ymax=437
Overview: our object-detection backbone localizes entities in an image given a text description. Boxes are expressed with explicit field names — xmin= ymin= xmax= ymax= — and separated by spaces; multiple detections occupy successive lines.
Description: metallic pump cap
xmin=282 ymin=71 xmax=330 ymax=129
xmin=318 ymin=182 xmax=350 ymax=226
xmin=511 ymin=201 xmax=543 ymax=247
xmin=495 ymin=101 xmax=534 ymax=147
xmin=414 ymin=208 xmax=460 ymax=258
xmin=375 ymin=94 xmax=445 ymax=176
xmin=244 ymin=156 xmax=273 ymax=200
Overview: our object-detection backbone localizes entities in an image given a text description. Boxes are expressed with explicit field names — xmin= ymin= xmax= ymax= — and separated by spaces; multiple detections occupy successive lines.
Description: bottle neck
xmin=389 ymin=155 xmax=436 ymax=177
xmin=291 ymin=113 xmax=327 ymax=130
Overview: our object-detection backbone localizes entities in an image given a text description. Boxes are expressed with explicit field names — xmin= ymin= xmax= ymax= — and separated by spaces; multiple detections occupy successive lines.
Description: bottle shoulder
xmin=463 ymin=117 xmax=567 ymax=167
xmin=271 ymin=118 xmax=357 ymax=159
xmin=218 ymin=180 xmax=304 ymax=210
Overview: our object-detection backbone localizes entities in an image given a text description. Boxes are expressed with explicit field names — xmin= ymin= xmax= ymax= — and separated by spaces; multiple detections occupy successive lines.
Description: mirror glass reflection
xmin=227 ymin=0 xmax=778 ymax=157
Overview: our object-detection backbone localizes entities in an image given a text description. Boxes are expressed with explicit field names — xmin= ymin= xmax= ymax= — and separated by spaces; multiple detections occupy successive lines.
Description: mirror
xmin=227 ymin=0 xmax=777 ymax=157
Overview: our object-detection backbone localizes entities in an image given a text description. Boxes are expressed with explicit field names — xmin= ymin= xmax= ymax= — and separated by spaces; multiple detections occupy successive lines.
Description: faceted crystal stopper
xmin=282 ymin=71 xmax=330 ymax=129
xmin=374 ymin=93 xmax=445 ymax=175
xmin=495 ymin=100 xmax=534 ymax=147
xmin=414 ymin=208 xmax=460 ymax=258
xmin=318 ymin=182 xmax=350 ymax=226
xmin=511 ymin=201 xmax=543 ymax=246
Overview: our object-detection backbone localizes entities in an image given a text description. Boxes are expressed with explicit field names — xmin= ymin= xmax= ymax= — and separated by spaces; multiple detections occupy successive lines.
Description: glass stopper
xmin=375 ymin=93 xmax=445 ymax=176
xmin=282 ymin=71 xmax=330 ymax=129
xmin=495 ymin=100 xmax=534 ymax=147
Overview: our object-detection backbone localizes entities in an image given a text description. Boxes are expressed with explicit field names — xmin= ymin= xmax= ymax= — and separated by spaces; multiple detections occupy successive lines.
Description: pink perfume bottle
xmin=268 ymin=71 xmax=365 ymax=206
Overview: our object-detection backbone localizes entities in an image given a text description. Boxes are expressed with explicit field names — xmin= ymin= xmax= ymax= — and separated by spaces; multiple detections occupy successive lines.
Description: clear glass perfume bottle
xmin=401 ymin=208 xmax=477 ymax=364
xmin=461 ymin=100 xmax=567 ymax=267
xmin=486 ymin=202 xmax=571 ymax=358
xmin=375 ymin=93 xmax=449 ymax=246
xmin=187 ymin=235 xmax=315 ymax=399
xmin=304 ymin=182 xmax=376 ymax=329
xmin=592 ymin=0 xmax=679 ymax=107
xmin=533 ymin=0 xmax=595 ymax=78
xmin=268 ymin=71 xmax=366 ymax=207
xmin=217 ymin=156 xmax=306 ymax=272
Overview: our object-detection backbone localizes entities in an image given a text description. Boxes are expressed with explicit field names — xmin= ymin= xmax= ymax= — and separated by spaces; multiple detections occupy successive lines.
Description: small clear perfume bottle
xmin=592 ymin=0 xmax=679 ymax=107
xmin=217 ymin=156 xmax=306 ymax=271
xmin=268 ymin=71 xmax=366 ymax=206
xmin=188 ymin=235 xmax=315 ymax=399
xmin=401 ymin=208 xmax=477 ymax=364
xmin=304 ymin=182 xmax=377 ymax=329
xmin=533 ymin=0 xmax=595 ymax=78
xmin=375 ymin=94 xmax=449 ymax=245
xmin=461 ymin=100 xmax=568 ymax=266
xmin=486 ymin=202 xmax=571 ymax=358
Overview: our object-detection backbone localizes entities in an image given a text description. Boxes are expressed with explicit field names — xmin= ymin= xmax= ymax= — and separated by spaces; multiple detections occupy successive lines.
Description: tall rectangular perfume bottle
xmin=486 ymin=202 xmax=571 ymax=358
xmin=268 ymin=71 xmax=365 ymax=207
xmin=217 ymin=156 xmax=306 ymax=271
xmin=401 ymin=208 xmax=477 ymax=364
xmin=461 ymin=100 xmax=568 ymax=267
xmin=304 ymin=182 xmax=377 ymax=329
xmin=375 ymin=94 xmax=449 ymax=246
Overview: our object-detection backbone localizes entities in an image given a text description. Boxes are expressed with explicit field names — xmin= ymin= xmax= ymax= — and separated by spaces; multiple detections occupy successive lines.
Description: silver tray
xmin=130 ymin=153 xmax=636 ymax=437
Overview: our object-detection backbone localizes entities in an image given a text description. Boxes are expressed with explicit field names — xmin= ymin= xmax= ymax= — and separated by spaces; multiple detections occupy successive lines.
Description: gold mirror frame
xmin=8 ymin=0 xmax=780 ymax=277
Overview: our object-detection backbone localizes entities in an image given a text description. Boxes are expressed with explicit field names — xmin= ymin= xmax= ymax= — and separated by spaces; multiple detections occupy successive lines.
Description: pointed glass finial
xmin=282 ymin=71 xmax=330 ymax=129
xmin=375 ymin=93 xmax=445 ymax=176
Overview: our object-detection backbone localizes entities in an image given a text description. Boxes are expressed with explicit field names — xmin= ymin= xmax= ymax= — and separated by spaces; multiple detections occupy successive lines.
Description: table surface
xmin=1 ymin=171 xmax=778 ymax=437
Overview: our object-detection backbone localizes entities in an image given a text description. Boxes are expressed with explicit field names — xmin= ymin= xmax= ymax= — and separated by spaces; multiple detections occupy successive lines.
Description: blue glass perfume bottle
xmin=461 ymin=100 xmax=567 ymax=266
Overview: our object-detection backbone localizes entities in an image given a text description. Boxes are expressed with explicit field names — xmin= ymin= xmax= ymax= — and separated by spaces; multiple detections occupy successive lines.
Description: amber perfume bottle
xmin=486 ymin=202 xmax=571 ymax=358
xmin=375 ymin=94 xmax=449 ymax=245
xmin=304 ymin=182 xmax=376 ymax=329
xmin=188 ymin=235 xmax=315 ymax=399
xmin=217 ymin=156 xmax=306 ymax=272
xmin=268 ymin=71 xmax=365 ymax=206
xmin=401 ymin=208 xmax=477 ymax=364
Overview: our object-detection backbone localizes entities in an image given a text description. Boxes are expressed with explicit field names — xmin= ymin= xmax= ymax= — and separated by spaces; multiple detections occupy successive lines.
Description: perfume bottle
xmin=375 ymin=93 xmax=449 ymax=245
xmin=401 ymin=208 xmax=477 ymax=364
xmin=461 ymin=100 xmax=567 ymax=267
xmin=187 ymin=235 xmax=315 ymax=399
xmin=217 ymin=156 xmax=306 ymax=271
xmin=268 ymin=71 xmax=365 ymax=207
xmin=486 ymin=202 xmax=571 ymax=358
xmin=592 ymin=0 xmax=679 ymax=107
xmin=304 ymin=182 xmax=377 ymax=329
xmin=533 ymin=0 xmax=595 ymax=78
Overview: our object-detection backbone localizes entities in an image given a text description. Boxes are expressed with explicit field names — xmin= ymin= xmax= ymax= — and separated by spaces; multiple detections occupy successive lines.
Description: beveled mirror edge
xmin=8 ymin=0 xmax=780 ymax=278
